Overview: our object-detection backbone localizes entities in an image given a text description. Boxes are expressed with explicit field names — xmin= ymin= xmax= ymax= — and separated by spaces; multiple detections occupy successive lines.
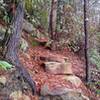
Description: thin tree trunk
xmin=57 ymin=0 xmax=64 ymax=31
xmin=48 ymin=0 xmax=58 ymax=40
xmin=5 ymin=1 xmax=36 ymax=94
xmin=84 ymin=0 xmax=89 ymax=82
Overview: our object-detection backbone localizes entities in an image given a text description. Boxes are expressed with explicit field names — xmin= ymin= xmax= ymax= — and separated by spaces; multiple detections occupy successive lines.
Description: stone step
xmin=44 ymin=61 xmax=73 ymax=75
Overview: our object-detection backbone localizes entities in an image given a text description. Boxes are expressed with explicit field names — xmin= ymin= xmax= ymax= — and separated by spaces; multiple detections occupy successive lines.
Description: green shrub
xmin=89 ymin=49 xmax=100 ymax=69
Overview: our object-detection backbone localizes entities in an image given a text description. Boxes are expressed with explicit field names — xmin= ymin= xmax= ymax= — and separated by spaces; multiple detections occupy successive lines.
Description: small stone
xmin=23 ymin=94 xmax=31 ymax=100
xmin=20 ymin=38 xmax=29 ymax=52
xmin=0 ymin=76 xmax=6 ymax=85
xmin=10 ymin=90 xmax=31 ymax=100
xmin=10 ymin=91 xmax=22 ymax=100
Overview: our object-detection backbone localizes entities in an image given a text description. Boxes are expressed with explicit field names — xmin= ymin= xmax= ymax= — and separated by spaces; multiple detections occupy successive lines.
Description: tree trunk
xmin=5 ymin=1 xmax=36 ymax=95
xmin=57 ymin=0 xmax=64 ymax=31
xmin=84 ymin=0 xmax=89 ymax=82
xmin=48 ymin=0 xmax=58 ymax=40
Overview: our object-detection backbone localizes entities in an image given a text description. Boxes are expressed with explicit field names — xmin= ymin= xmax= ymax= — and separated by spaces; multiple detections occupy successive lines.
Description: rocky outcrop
xmin=41 ymin=55 xmax=89 ymax=100
xmin=0 ymin=68 xmax=33 ymax=99
xmin=40 ymin=82 xmax=89 ymax=100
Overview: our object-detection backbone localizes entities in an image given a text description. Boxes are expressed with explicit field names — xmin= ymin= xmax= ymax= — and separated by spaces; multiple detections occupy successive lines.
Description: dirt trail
xmin=0 ymin=45 xmax=98 ymax=99
xmin=19 ymin=46 xmax=96 ymax=98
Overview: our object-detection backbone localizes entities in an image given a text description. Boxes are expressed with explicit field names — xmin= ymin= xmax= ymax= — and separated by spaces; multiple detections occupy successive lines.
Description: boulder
xmin=23 ymin=20 xmax=34 ymax=33
xmin=41 ymin=83 xmax=71 ymax=96
xmin=40 ymin=83 xmax=89 ymax=100
xmin=44 ymin=61 xmax=73 ymax=75
xmin=62 ymin=75 xmax=82 ymax=88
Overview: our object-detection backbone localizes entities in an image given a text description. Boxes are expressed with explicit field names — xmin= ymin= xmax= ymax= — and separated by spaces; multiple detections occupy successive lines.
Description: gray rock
xmin=41 ymin=83 xmax=73 ymax=96
xmin=20 ymin=38 xmax=29 ymax=52
xmin=40 ymin=83 xmax=89 ymax=100
xmin=23 ymin=20 xmax=34 ymax=33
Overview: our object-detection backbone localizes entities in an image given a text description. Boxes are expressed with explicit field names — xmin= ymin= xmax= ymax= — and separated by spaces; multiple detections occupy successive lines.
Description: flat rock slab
xmin=40 ymin=56 xmax=68 ymax=63
xmin=44 ymin=61 xmax=73 ymax=75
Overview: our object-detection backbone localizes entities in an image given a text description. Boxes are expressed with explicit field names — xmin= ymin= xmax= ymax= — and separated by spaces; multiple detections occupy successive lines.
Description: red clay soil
xmin=19 ymin=46 xmax=98 ymax=100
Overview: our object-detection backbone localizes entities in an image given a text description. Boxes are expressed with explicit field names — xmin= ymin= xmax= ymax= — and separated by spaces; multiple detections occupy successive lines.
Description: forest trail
xmin=0 ymin=0 xmax=100 ymax=99
xmin=20 ymin=46 xmax=85 ymax=80
xmin=19 ymin=44 xmax=96 ymax=99
xmin=0 ymin=22 xmax=99 ymax=100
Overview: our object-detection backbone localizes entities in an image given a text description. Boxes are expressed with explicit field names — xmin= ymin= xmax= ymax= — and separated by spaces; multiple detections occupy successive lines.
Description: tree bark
xmin=84 ymin=0 xmax=89 ymax=82
xmin=48 ymin=0 xmax=58 ymax=40
xmin=5 ymin=1 xmax=36 ymax=95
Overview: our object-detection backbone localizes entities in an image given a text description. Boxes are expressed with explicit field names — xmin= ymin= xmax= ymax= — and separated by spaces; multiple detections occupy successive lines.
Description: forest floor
xmin=19 ymin=44 xmax=100 ymax=99
xmin=0 ymin=24 xmax=100 ymax=99
xmin=0 ymin=42 xmax=100 ymax=100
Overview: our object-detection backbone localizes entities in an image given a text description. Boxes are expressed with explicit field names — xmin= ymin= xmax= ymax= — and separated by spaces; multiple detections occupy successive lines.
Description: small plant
xmin=0 ymin=60 xmax=13 ymax=70
xmin=89 ymin=49 xmax=100 ymax=69
xmin=32 ymin=41 xmax=39 ymax=47
xmin=96 ymin=89 xmax=100 ymax=96
xmin=0 ymin=2 xmax=10 ymax=23
xmin=87 ymin=81 xmax=100 ymax=97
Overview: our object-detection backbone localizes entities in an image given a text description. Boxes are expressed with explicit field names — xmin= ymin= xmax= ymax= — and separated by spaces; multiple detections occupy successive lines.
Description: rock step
xmin=40 ymin=55 xmax=73 ymax=75
xmin=40 ymin=75 xmax=89 ymax=100
xmin=44 ymin=61 xmax=73 ymax=75
xmin=40 ymin=56 xmax=68 ymax=63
